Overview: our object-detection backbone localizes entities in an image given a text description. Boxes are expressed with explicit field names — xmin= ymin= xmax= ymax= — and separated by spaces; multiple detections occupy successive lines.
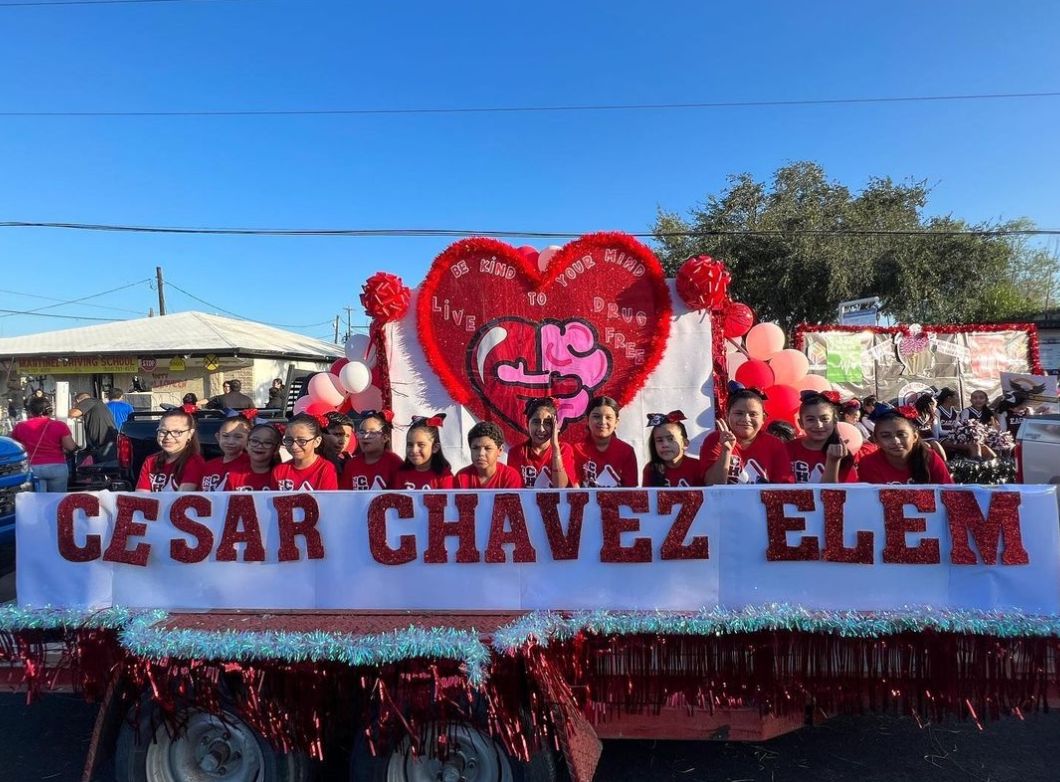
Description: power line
xmin=0 ymin=221 xmax=1057 ymax=239
xmin=0 ymin=278 xmax=152 ymax=319
xmin=0 ymin=285 xmax=145 ymax=315
xmin=0 ymin=308 xmax=118 ymax=321
xmin=0 ymin=90 xmax=1057 ymax=118
xmin=165 ymin=279 xmax=337 ymax=327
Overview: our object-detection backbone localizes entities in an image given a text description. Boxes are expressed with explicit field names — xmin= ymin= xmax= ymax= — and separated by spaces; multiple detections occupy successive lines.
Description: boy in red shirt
xmin=454 ymin=422 xmax=523 ymax=489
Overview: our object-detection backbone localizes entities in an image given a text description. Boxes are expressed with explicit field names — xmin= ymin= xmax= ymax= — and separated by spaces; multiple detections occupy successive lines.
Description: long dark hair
xmin=153 ymin=409 xmax=201 ymax=485
xmin=402 ymin=420 xmax=451 ymax=475
xmin=874 ymin=411 xmax=932 ymax=484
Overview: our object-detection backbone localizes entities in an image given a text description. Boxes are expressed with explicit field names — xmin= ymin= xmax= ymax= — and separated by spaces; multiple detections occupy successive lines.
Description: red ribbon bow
xmin=647 ymin=410 xmax=687 ymax=427
xmin=820 ymin=391 xmax=841 ymax=405
xmin=181 ymin=403 xmax=197 ymax=414
xmin=897 ymin=404 xmax=920 ymax=421
xmin=361 ymin=409 xmax=395 ymax=424
xmin=240 ymin=409 xmax=258 ymax=422
xmin=313 ymin=413 xmax=329 ymax=428
xmin=412 ymin=414 xmax=446 ymax=428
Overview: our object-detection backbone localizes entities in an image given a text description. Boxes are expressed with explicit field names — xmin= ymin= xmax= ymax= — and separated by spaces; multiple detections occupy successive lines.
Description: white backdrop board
xmin=17 ymin=485 xmax=1059 ymax=614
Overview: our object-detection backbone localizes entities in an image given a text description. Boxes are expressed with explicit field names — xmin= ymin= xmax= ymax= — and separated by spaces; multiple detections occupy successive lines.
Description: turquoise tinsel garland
xmin=491 ymin=604 xmax=1060 ymax=653
xmin=119 ymin=623 xmax=492 ymax=686
xmin=0 ymin=604 xmax=167 ymax=632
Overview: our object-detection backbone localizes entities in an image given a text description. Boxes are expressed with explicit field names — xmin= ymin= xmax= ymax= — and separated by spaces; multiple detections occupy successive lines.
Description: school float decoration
xmin=794 ymin=323 xmax=1043 ymax=408
xmin=4 ymin=234 xmax=1060 ymax=782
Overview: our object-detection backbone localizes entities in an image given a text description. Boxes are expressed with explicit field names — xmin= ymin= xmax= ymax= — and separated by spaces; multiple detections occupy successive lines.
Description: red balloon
xmin=723 ymin=302 xmax=755 ymax=337
xmin=305 ymin=401 xmax=334 ymax=417
xmin=734 ymin=359 xmax=774 ymax=390
xmin=330 ymin=357 xmax=350 ymax=376
xmin=762 ymin=384 xmax=801 ymax=424
xmin=516 ymin=245 xmax=539 ymax=264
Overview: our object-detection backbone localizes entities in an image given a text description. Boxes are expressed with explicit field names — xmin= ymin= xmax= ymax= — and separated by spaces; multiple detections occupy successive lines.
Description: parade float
xmin=2 ymin=233 xmax=1058 ymax=782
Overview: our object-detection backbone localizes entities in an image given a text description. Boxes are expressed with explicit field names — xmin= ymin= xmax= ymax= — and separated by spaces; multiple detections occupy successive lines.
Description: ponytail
xmin=907 ymin=440 xmax=933 ymax=484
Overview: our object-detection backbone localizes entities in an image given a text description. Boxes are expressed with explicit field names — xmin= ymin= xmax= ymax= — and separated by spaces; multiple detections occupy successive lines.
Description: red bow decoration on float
xmin=181 ymin=403 xmax=197 ymax=415
xmin=799 ymin=390 xmax=841 ymax=405
xmin=727 ymin=380 xmax=768 ymax=400
xmin=360 ymin=409 xmax=395 ymax=424
xmin=360 ymin=272 xmax=411 ymax=323
xmin=411 ymin=413 xmax=446 ymax=428
xmin=646 ymin=410 xmax=687 ymax=427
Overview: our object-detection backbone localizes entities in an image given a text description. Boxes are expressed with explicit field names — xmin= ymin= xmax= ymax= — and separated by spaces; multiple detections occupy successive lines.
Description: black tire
xmin=349 ymin=721 xmax=561 ymax=782
xmin=115 ymin=699 xmax=312 ymax=782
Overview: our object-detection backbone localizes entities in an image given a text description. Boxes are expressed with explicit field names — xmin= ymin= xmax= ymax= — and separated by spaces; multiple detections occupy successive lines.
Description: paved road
xmin=0 ymin=692 xmax=1056 ymax=781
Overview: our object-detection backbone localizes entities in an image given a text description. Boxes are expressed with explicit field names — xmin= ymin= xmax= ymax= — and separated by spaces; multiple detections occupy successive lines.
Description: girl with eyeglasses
xmin=701 ymin=383 xmax=794 ymax=485
xmin=199 ymin=414 xmax=255 ymax=491
xmin=271 ymin=413 xmax=338 ymax=491
xmin=340 ymin=410 xmax=403 ymax=490
xmin=136 ymin=409 xmax=206 ymax=492
xmin=229 ymin=423 xmax=281 ymax=491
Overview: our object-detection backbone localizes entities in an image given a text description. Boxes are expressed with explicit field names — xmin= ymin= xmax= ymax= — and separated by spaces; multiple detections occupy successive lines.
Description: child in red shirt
xmin=272 ymin=413 xmax=338 ymax=491
xmin=136 ymin=409 xmax=207 ymax=492
xmin=507 ymin=398 xmax=577 ymax=488
xmin=701 ymin=383 xmax=795 ymax=485
xmin=858 ymin=404 xmax=953 ymax=484
xmin=642 ymin=411 xmax=702 ymax=487
xmin=393 ymin=414 xmax=454 ymax=490
xmin=340 ymin=410 xmax=403 ymax=490
xmin=787 ymin=391 xmax=858 ymax=483
xmin=200 ymin=415 xmax=253 ymax=490
xmin=454 ymin=421 xmax=522 ymax=489
xmin=228 ymin=423 xmax=280 ymax=491
xmin=571 ymin=396 xmax=639 ymax=487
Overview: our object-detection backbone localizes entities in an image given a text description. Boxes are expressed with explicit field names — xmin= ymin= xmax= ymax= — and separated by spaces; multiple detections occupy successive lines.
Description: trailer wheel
xmin=115 ymin=703 xmax=311 ymax=782
xmin=350 ymin=722 xmax=561 ymax=782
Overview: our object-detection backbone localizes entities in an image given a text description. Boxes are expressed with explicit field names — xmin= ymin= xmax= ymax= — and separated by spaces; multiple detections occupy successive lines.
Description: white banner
xmin=16 ymin=486 xmax=1060 ymax=613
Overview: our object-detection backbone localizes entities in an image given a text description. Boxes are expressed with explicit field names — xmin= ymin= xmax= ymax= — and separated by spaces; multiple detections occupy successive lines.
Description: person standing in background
xmin=69 ymin=391 xmax=118 ymax=462
xmin=106 ymin=388 xmax=135 ymax=430
xmin=12 ymin=396 xmax=78 ymax=491
xmin=266 ymin=377 xmax=286 ymax=409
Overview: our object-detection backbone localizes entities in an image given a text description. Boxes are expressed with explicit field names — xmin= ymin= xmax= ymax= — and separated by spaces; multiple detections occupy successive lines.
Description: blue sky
xmin=1 ymin=0 xmax=1057 ymax=341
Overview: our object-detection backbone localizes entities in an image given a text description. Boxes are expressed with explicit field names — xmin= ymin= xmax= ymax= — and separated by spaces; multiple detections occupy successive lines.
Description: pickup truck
xmin=114 ymin=407 xmax=287 ymax=488
xmin=0 ymin=435 xmax=33 ymax=541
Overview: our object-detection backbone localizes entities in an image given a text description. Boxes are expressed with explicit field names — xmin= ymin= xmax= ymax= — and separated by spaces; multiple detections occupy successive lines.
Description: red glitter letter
xmin=536 ymin=491 xmax=588 ymax=560
xmin=274 ymin=494 xmax=324 ymax=562
xmin=658 ymin=490 xmax=708 ymax=560
xmin=103 ymin=494 xmax=158 ymax=567
xmin=880 ymin=489 xmax=940 ymax=564
xmin=367 ymin=493 xmax=417 ymax=565
xmin=821 ymin=489 xmax=873 ymax=564
xmin=56 ymin=493 xmax=102 ymax=562
xmin=169 ymin=495 xmax=214 ymax=563
xmin=423 ymin=493 xmax=481 ymax=563
xmin=762 ymin=489 xmax=820 ymax=561
xmin=599 ymin=490 xmax=651 ymax=563
xmin=942 ymin=490 xmax=1028 ymax=566
xmin=485 ymin=493 xmax=537 ymax=563
xmin=216 ymin=494 xmax=266 ymax=562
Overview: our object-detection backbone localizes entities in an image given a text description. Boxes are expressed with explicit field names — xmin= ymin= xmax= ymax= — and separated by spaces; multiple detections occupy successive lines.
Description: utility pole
xmin=333 ymin=315 xmax=340 ymax=344
xmin=344 ymin=306 xmax=353 ymax=343
xmin=156 ymin=266 xmax=167 ymax=316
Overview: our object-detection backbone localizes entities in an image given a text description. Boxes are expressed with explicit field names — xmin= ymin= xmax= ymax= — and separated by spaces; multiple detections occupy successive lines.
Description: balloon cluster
xmin=294 ymin=333 xmax=384 ymax=417
xmin=726 ymin=320 xmax=836 ymax=426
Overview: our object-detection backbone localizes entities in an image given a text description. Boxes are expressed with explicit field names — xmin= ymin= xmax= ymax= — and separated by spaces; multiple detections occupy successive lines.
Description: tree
xmin=652 ymin=162 xmax=1059 ymax=332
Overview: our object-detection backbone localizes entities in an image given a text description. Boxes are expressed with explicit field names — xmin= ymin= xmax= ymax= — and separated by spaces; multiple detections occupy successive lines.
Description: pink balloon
xmin=307 ymin=372 xmax=346 ymax=407
xmin=734 ymin=359 xmax=775 ymax=390
xmin=537 ymin=245 xmax=561 ymax=273
xmin=745 ymin=322 xmax=786 ymax=360
xmin=346 ymin=385 xmax=383 ymax=412
xmin=796 ymin=373 xmax=832 ymax=393
xmin=835 ymin=421 xmax=864 ymax=454
xmin=768 ymin=348 xmax=810 ymax=385
xmin=292 ymin=396 xmax=312 ymax=415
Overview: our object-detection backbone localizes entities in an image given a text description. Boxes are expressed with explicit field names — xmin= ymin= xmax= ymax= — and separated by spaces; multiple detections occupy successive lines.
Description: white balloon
xmin=307 ymin=373 xmax=345 ymax=407
xmin=339 ymin=361 xmax=372 ymax=395
xmin=537 ymin=245 xmax=562 ymax=273
xmin=343 ymin=333 xmax=377 ymax=367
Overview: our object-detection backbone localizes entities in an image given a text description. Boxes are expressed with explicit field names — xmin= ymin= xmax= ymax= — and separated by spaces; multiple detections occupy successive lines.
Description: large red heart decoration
xmin=417 ymin=232 xmax=672 ymax=442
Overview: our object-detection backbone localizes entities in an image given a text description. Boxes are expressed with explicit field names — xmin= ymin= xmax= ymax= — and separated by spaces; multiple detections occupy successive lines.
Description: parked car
xmin=0 ymin=436 xmax=33 ymax=541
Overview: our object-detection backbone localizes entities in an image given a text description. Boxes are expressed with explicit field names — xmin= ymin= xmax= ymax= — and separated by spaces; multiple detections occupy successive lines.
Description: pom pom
xmin=676 ymin=255 xmax=731 ymax=312
xmin=360 ymin=272 xmax=411 ymax=322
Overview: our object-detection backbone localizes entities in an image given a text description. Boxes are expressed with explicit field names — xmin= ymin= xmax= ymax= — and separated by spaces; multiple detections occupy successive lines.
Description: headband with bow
xmin=524 ymin=396 xmax=557 ymax=418
xmin=646 ymin=411 xmax=687 ymax=428
xmin=411 ymin=413 xmax=446 ymax=428
xmin=181 ymin=403 xmax=197 ymax=415
xmin=799 ymin=390 xmax=840 ymax=405
xmin=727 ymin=380 xmax=768 ymax=400
xmin=359 ymin=409 xmax=395 ymax=424
xmin=868 ymin=402 xmax=919 ymax=423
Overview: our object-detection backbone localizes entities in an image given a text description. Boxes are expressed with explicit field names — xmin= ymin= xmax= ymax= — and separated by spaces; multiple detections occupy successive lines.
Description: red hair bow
xmin=360 ymin=409 xmax=395 ymax=424
xmin=646 ymin=410 xmax=686 ymax=427
xmin=820 ymin=391 xmax=841 ymax=404
xmin=411 ymin=414 xmax=446 ymax=428
xmin=181 ymin=403 xmax=197 ymax=414
xmin=313 ymin=413 xmax=329 ymax=428
xmin=240 ymin=408 xmax=258 ymax=422
xmin=897 ymin=404 xmax=920 ymax=421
